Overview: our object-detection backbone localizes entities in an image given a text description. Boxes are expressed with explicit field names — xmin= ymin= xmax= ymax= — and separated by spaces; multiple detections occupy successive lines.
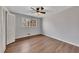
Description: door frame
xmin=2 ymin=7 xmax=9 ymax=52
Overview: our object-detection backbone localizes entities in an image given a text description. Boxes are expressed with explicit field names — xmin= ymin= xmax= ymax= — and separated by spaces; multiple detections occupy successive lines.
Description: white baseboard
xmin=15 ymin=35 xmax=27 ymax=39
xmin=15 ymin=34 xmax=41 ymax=39
xmin=43 ymin=34 xmax=79 ymax=47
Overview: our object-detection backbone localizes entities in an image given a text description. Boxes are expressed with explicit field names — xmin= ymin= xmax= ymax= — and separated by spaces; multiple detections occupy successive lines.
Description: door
xmin=7 ymin=13 xmax=15 ymax=44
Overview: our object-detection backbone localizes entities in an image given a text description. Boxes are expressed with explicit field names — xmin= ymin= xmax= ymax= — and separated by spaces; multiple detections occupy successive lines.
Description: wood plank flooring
xmin=5 ymin=35 xmax=79 ymax=53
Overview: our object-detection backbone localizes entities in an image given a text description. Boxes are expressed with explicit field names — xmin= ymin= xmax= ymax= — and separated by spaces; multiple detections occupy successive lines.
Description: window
xmin=22 ymin=17 xmax=37 ymax=28
xmin=30 ymin=20 xmax=37 ymax=28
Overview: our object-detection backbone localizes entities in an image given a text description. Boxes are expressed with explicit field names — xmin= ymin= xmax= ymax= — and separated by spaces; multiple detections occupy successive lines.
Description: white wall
xmin=0 ymin=6 xmax=3 ymax=52
xmin=43 ymin=7 xmax=79 ymax=46
xmin=14 ymin=13 xmax=42 ymax=39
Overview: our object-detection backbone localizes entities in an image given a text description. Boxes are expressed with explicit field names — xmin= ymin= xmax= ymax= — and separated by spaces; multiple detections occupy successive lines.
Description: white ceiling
xmin=6 ymin=6 xmax=72 ymax=18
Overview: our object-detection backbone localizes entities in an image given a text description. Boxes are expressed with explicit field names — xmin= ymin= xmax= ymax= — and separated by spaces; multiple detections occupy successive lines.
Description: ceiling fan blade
xmin=31 ymin=7 xmax=40 ymax=12
xmin=40 ymin=12 xmax=46 ymax=14
xmin=31 ymin=7 xmax=36 ymax=11
xmin=41 ymin=6 xmax=44 ymax=10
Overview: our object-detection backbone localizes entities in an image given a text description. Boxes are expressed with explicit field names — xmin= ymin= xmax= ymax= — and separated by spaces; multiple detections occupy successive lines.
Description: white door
xmin=7 ymin=13 xmax=15 ymax=44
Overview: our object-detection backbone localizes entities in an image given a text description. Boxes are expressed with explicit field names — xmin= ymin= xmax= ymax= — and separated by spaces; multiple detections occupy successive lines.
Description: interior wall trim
xmin=15 ymin=34 xmax=43 ymax=42
xmin=15 ymin=34 xmax=42 ymax=39
xmin=43 ymin=34 xmax=79 ymax=47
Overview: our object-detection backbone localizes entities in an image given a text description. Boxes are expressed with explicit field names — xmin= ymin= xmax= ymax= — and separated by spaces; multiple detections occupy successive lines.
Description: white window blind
xmin=22 ymin=17 xmax=37 ymax=28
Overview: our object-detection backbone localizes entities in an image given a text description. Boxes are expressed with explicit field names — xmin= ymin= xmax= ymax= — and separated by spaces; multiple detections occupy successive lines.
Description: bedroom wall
xmin=0 ymin=6 xmax=3 ymax=52
xmin=14 ymin=13 xmax=43 ymax=39
xmin=43 ymin=7 xmax=79 ymax=46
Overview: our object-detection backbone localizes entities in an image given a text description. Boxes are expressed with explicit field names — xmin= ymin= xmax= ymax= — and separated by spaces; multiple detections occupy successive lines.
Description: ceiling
xmin=6 ymin=6 xmax=72 ymax=18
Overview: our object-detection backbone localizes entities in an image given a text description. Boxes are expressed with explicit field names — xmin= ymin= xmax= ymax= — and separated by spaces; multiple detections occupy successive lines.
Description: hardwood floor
xmin=5 ymin=35 xmax=79 ymax=53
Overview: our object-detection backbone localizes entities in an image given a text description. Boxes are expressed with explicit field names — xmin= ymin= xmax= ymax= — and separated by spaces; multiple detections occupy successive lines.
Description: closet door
xmin=7 ymin=13 xmax=15 ymax=44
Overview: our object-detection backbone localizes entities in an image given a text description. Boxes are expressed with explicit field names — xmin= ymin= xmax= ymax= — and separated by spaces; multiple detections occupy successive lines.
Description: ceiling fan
xmin=31 ymin=6 xmax=46 ymax=14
